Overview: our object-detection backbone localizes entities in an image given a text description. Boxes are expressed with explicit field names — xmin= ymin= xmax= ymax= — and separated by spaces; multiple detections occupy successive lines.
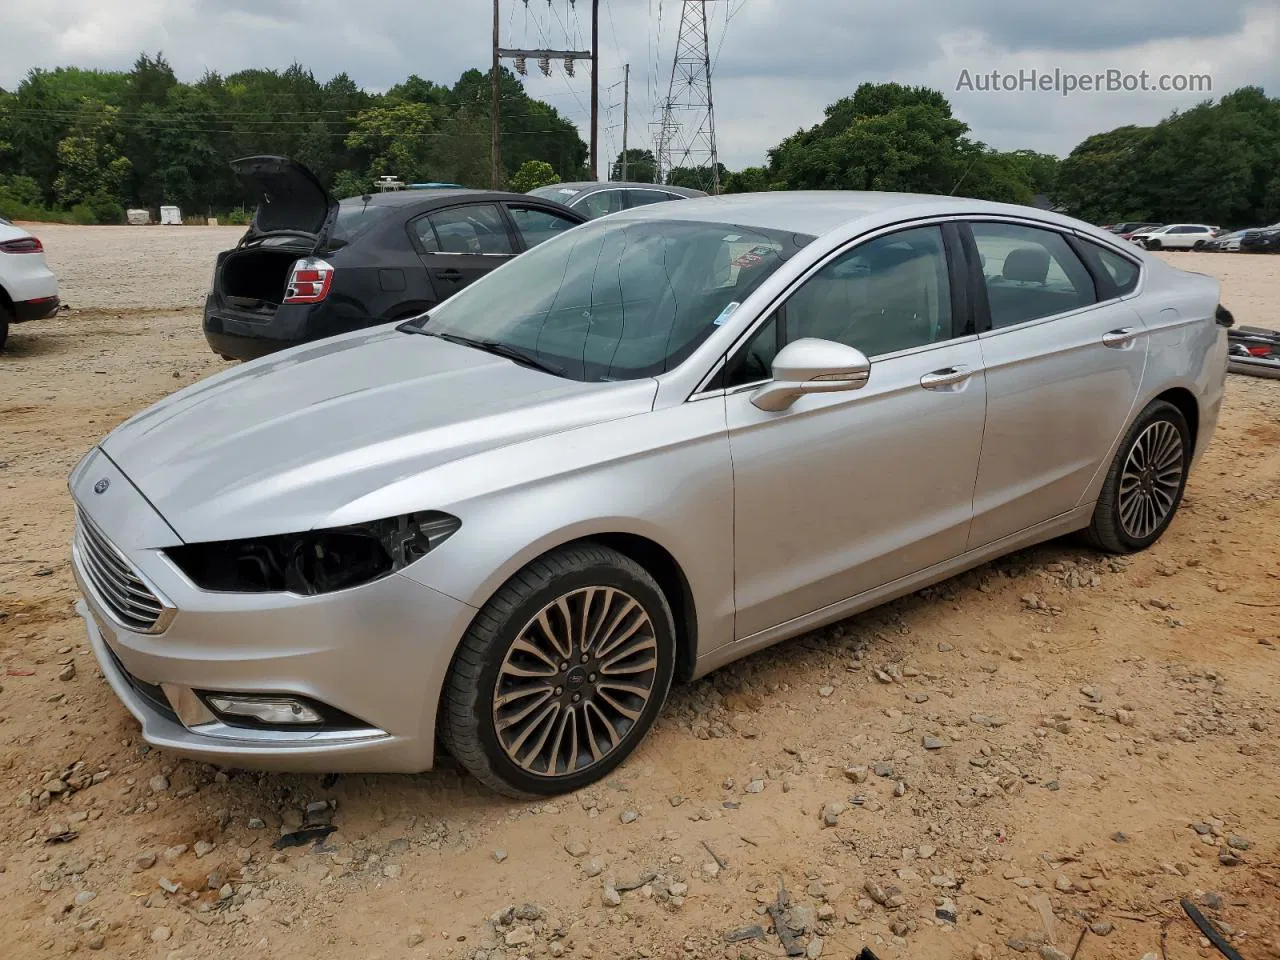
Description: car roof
xmin=337 ymin=189 xmax=564 ymax=208
xmin=550 ymin=181 xmax=706 ymax=197
xmin=605 ymin=190 xmax=1108 ymax=238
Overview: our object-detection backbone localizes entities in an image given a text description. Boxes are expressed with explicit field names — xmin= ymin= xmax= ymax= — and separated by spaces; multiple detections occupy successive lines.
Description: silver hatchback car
xmin=70 ymin=192 xmax=1229 ymax=796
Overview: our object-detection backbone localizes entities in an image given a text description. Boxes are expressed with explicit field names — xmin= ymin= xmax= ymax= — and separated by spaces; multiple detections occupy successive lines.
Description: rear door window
xmin=969 ymin=222 xmax=1097 ymax=329
xmin=413 ymin=203 xmax=515 ymax=255
xmin=627 ymin=189 xmax=680 ymax=208
xmin=507 ymin=205 xmax=580 ymax=249
xmin=576 ymin=190 xmax=625 ymax=219
xmin=1075 ymin=240 xmax=1141 ymax=298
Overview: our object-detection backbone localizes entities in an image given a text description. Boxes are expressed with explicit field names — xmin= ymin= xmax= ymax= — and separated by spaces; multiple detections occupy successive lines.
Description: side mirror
xmin=750 ymin=337 xmax=871 ymax=412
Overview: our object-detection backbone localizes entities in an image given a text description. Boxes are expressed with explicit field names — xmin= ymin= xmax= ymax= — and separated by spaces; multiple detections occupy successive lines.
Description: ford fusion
xmin=70 ymin=192 xmax=1229 ymax=796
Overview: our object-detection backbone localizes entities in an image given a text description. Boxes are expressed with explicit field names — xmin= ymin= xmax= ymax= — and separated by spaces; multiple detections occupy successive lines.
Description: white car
xmin=0 ymin=217 xmax=60 ymax=350
xmin=1130 ymin=223 xmax=1218 ymax=251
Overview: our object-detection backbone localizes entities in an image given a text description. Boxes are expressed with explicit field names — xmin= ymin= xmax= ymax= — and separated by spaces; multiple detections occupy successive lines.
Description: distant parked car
xmin=0 ymin=216 xmax=60 ymax=351
xmin=1203 ymin=230 xmax=1248 ymax=252
xmin=1239 ymin=222 xmax=1280 ymax=253
xmin=1115 ymin=222 xmax=1163 ymax=241
xmin=1105 ymin=221 xmax=1160 ymax=238
xmin=203 ymin=157 xmax=589 ymax=361
xmin=1130 ymin=224 xmax=1217 ymax=250
xmin=527 ymin=181 xmax=706 ymax=219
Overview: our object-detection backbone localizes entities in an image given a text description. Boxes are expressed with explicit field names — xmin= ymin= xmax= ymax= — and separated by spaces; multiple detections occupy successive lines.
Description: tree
xmin=1054 ymin=86 xmax=1280 ymax=224
xmin=344 ymin=101 xmax=437 ymax=183
xmin=509 ymin=159 xmax=559 ymax=192
xmin=53 ymin=99 xmax=131 ymax=208
xmin=756 ymin=82 xmax=1064 ymax=208
xmin=721 ymin=166 xmax=784 ymax=193
xmin=1053 ymin=126 xmax=1150 ymax=221
xmin=610 ymin=149 xmax=656 ymax=183
xmin=666 ymin=163 xmax=727 ymax=192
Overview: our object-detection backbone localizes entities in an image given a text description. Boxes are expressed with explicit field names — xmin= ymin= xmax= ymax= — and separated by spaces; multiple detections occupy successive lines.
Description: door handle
xmin=1102 ymin=327 xmax=1141 ymax=348
xmin=436 ymin=269 xmax=464 ymax=283
xmin=920 ymin=364 xmax=973 ymax=390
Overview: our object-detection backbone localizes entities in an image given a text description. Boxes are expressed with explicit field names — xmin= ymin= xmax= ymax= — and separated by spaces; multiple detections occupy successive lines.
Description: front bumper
xmin=69 ymin=448 xmax=477 ymax=774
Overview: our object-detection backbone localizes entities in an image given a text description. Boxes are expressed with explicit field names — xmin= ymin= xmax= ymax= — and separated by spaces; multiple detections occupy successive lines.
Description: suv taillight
xmin=0 ymin=236 xmax=43 ymax=254
xmin=283 ymin=257 xmax=334 ymax=304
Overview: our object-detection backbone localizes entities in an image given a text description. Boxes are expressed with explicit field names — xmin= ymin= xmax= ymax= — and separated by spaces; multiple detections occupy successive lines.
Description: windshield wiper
xmin=424 ymin=331 xmax=567 ymax=377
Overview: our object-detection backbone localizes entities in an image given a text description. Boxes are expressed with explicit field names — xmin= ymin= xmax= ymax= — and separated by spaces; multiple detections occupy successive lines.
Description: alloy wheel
xmin=1118 ymin=420 xmax=1184 ymax=540
xmin=493 ymin=586 xmax=659 ymax=778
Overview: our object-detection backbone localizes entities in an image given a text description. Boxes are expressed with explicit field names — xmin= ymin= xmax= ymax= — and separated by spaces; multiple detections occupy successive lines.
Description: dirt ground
xmin=1 ymin=231 xmax=1278 ymax=960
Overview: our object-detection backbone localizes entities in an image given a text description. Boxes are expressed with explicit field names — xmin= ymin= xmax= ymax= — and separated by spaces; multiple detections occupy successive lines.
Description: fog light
xmin=205 ymin=696 xmax=323 ymax=725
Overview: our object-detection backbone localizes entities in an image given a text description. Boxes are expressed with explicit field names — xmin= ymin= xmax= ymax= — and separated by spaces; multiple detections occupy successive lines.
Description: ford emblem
xmin=93 ymin=478 xmax=110 ymax=495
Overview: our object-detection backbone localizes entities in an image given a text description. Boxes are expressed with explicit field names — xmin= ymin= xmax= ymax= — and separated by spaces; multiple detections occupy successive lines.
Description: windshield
xmin=404 ymin=218 xmax=811 ymax=382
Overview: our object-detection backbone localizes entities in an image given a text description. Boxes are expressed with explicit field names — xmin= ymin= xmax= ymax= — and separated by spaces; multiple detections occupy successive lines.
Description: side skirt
xmin=692 ymin=504 xmax=1093 ymax=679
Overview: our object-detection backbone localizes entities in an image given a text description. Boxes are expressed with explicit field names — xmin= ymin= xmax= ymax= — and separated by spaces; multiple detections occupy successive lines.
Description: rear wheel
xmin=0 ymin=306 xmax=9 ymax=352
xmin=1193 ymin=239 xmax=1207 ymax=250
xmin=439 ymin=544 xmax=676 ymax=797
xmin=1085 ymin=400 xmax=1191 ymax=553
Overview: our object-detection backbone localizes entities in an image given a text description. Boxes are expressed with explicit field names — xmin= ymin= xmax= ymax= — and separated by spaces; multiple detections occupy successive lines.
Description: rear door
xmin=964 ymin=219 xmax=1148 ymax=548
xmin=408 ymin=202 xmax=517 ymax=300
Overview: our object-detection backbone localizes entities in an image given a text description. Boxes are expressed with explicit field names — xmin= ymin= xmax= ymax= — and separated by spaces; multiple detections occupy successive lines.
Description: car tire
xmin=439 ymin=543 xmax=677 ymax=798
xmin=0 ymin=307 xmax=9 ymax=352
xmin=1085 ymin=400 xmax=1191 ymax=554
xmin=1193 ymin=240 xmax=1207 ymax=250
xmin=1145 ymin=239 xmax=1162 ymax=250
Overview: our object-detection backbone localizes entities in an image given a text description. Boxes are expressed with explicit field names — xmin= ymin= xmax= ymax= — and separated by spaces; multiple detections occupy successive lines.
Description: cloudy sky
xmin=2 ymin=0 xmax=1277 ymax=169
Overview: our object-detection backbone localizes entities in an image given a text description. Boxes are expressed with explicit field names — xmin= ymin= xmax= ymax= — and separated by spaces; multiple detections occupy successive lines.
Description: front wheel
xmin=1085 ymin=400 xmax=1191 ymax=553
xmin=439 ymin=544 xmax=676 ymax=797
xmin=1145 ymin=238 xmax=1163 ymax=251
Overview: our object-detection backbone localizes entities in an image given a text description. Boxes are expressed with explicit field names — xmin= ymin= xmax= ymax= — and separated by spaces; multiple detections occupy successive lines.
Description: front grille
xmin=74 ymin=509 xmax=165 ymax=632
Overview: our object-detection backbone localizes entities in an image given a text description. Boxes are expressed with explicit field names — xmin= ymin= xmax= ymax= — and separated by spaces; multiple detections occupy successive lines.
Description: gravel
xmin=34 ymin=224 xmax=246 ymax=310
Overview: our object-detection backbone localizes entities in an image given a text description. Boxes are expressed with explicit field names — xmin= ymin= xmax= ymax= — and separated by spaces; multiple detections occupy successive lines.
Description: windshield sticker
xmin=730 ymin=244 xmax=779 ymax=269
xmin=558 ymin=188 xmax=580 ymax=196
xmin=723 ymin=234 xmax=742 ymax=242
xmin=712 ymin=302 xmax=741 ymax=326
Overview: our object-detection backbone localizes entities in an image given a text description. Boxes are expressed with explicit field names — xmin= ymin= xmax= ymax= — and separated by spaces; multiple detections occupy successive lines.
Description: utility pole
xmin=494 ymin=2 xmax=597 ymax=179
xmin=620 ymin=63 xmax=630 ymax=182
xmin=590 ymin=0 xmax=600 ymax=181
xmin=490 ymin=0 xmax=501 ymax=189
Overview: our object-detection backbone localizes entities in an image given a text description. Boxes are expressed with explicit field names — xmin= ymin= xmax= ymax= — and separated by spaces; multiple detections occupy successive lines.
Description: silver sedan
xmin=69 ymin=191 xmax=1229 ymax=796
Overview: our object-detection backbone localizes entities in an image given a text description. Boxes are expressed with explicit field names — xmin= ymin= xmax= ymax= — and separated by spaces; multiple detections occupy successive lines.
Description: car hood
xmin=100 ymin=328 xmax=657 ymax=543
xmin=231 ymin=155 xmax=338 ymax=245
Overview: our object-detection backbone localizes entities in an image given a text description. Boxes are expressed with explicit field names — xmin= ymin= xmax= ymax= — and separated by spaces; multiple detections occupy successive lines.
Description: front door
xmin=726 ymin=224 xmax=988 ymax=639
xmin=409 ymin=202 xmax=516 ymax=302
xmin=964 ymin=220 xmax=1148 ymax=548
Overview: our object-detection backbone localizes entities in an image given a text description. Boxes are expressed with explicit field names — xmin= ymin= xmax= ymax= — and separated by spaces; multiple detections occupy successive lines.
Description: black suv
xmin=203 ymin=157 xmax=589 ymax=361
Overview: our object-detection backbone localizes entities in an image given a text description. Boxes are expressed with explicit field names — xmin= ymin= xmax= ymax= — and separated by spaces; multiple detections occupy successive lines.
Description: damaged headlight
xmin=166 ymin=512 xmax=460 ymax=595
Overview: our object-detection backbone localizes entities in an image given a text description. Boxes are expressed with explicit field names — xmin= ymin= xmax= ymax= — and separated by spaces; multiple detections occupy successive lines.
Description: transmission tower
xmin=654 ymin=1 xmax=720 ymax=192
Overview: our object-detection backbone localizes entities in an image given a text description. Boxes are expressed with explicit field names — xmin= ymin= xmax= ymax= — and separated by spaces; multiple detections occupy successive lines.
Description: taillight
xmin=0 ymin=236 xmax=43 ymax=254
xmin=1247 ymin=345 xmax=1272 ymax=358
xmin=283 ymin=257 xmax=334 ymax=304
